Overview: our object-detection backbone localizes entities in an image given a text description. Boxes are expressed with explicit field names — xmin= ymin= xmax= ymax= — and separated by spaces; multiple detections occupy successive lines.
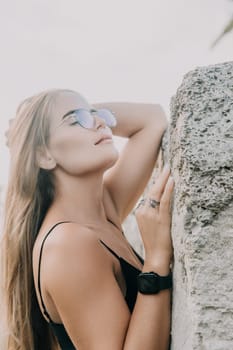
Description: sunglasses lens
xmin=97 ymin=109 xmax=117 ymax=128
xmin=76 ymin=109 xmax=94 ymax=128
xmin=69 ymin=108 xmax=117 ymax=129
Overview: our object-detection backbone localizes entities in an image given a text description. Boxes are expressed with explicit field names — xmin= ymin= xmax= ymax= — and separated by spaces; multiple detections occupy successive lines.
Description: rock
xmin=168 ymin=61 xmax=233 ymax=349
xmin=121 ymin=61 xmax=233 ymax=349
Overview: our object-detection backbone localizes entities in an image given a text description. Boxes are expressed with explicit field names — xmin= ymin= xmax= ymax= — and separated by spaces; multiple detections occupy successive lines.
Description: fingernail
xmin=164 ymin=163 xmax=170 ymax=171
xmin=169 ymin=176 xmax=174 ymax=183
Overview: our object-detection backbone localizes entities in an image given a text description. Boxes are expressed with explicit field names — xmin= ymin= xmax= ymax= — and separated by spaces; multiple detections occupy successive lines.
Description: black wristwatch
xmin=137 ymin=271 xmax=172 ymax=294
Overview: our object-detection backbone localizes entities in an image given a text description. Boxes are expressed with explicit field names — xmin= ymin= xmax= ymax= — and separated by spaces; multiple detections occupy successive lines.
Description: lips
xmin=94 ymin=135 xmax=112 ymax=145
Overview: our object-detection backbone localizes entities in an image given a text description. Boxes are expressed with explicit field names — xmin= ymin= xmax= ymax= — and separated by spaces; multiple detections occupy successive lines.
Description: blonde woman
xmin=2 ymin=89 xmax=174 ymax=350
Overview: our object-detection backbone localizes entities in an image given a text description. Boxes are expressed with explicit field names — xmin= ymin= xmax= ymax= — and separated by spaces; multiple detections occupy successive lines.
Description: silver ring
xmin=136 ymin=198 xmax=146 ymax=209
xmin=148 ymin=198 xmax=160 ymax=208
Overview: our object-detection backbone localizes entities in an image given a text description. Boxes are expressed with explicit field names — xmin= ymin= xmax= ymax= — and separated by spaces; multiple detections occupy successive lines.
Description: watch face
xmin=139 ymin=273 xmax=160 ymax=294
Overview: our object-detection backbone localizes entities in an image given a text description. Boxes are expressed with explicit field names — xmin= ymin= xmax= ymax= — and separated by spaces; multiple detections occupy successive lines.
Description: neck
xmin=49 ymin=170 xmax=108 ymax=225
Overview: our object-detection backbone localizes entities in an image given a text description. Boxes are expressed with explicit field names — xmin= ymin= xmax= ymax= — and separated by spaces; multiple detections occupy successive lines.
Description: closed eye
xmin=70 ymin=120 xmax=80 ymax=126
xmin=64 ymin=114 xmax=80 ymax=126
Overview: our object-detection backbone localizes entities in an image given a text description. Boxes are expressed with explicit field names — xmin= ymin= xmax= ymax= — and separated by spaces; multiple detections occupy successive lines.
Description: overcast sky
xmin=0 ymin=0 xmax=233 ymax=185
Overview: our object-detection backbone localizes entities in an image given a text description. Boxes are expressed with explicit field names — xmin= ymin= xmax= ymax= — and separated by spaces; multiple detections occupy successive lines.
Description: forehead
xmin=51 ymin=91 xmax=91 ymax=126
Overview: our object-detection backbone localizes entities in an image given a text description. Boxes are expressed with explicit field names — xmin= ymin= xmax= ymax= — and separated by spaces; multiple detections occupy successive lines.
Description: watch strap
xmin=137 ymin=271 xmax=172 ymax=294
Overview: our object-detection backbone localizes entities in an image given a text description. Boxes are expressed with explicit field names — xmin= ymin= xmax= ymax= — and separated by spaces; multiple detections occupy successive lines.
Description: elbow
xmin=149 ymin=104 xmax=169 ymax=132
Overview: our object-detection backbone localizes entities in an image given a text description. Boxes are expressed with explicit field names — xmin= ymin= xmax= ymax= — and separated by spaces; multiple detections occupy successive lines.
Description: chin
xmin=62 ymin=147 xmax=119 ymax=176
xmin=103 ymin=147 xmax=119 ymax=170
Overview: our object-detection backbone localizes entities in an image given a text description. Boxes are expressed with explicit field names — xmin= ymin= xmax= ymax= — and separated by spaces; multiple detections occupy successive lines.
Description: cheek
xmin=50 ymin=130 xmax=87 ymax=164
xmin=49 ymin=130 xmax=119 ymax=175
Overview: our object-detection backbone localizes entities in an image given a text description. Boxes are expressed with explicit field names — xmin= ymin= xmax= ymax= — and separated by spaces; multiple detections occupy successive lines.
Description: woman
xmin=2 ymin=88 xmax=174 ymax=350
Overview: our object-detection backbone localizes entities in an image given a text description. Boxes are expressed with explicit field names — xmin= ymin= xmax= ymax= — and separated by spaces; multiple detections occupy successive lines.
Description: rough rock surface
xmin=162 ymin=61 xmax=233 ymax=349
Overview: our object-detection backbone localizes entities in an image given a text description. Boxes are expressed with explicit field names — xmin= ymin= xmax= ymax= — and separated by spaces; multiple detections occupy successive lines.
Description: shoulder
xmin=41 ymin=222 xmax=108 ymax=263
xmin=41 ymin=221 xmax=96 ymax=248
xmin=40 ymin=222 xmax=114 ymax=288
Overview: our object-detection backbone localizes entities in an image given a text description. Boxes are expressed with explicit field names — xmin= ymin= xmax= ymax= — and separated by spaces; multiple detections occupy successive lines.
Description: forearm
xmin=124 ymin=260 xmax=172 ymax=350
xmin=92 ymin=102 xmax=168 ymax=138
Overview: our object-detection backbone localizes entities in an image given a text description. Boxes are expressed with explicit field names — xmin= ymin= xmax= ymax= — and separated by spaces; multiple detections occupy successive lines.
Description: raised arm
xmin=92 ymin=102 xmax=168 ymax=222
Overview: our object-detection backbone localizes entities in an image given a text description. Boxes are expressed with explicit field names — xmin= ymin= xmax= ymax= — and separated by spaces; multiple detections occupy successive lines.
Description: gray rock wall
xmin=165 ymin=61 xmax=233 ymax=349
xmin=123 ymin=61 xmax=233 ymax=349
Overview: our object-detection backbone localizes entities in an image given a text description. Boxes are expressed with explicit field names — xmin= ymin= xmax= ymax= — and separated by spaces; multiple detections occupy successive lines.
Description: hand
xmin=135 ymin=164 xmax=174 ymax=265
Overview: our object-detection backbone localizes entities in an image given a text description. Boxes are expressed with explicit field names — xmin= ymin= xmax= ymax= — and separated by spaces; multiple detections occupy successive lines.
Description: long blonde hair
xmin=1 ymin=89 xmax=73 ymax=350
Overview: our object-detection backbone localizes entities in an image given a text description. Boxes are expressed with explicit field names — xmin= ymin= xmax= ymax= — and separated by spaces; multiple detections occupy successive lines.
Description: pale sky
xmin=0 ymin=0 xmax=233 ymax=185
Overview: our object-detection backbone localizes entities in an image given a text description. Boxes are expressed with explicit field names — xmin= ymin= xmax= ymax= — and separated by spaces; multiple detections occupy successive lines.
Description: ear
xmin=36 ymin=147 xmax=56 ymax=170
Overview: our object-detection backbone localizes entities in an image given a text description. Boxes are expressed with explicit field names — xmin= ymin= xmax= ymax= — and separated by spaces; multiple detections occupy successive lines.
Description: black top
xmin=37 ymin=221 xmax=144 ymax=350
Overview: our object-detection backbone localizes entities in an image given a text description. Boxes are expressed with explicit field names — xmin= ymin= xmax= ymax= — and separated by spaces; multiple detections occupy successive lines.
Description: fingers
xmin=149 ymin=164 xmax=171 ymax=201
xmin=160 ymin=176 xmax=175 ymax=214
xmin=135 ymin=164 xmax=174 ymax=214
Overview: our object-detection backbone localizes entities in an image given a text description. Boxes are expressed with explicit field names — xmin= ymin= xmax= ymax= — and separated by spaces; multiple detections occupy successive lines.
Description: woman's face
xmin=47 ymin=91 xmax=119 ymax=176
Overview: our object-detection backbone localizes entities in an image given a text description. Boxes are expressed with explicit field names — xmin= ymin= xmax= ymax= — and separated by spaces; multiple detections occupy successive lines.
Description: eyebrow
xmin=62 ymin=108 xmax=97 ymax=120
xmin=62 ymin=109 xmax=77 ymax=120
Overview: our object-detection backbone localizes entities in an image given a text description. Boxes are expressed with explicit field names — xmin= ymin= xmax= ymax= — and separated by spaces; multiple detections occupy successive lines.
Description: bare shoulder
xmin=40 ymin=222 xmax=112 ymax=272
xmin=40 ymin=221 xmax=116 ymax=311
xmin=40 ymin=222 xmax=97 ymax=250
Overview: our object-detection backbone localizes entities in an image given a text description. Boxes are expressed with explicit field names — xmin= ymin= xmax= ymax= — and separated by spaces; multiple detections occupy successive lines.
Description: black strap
xmin=132 ymin=247 xmax=144 ymax=265
xmin=107 ymin=218 xmax=124 ymax=235
xmin=107 ymin=220 xmax=144 ymax=264
xmin=37 ymin=221 xmax=71 ymax=322
xmin=99 ymin=218 xmax=124 ymax=260
xmin=99 ymin=239 xmax=121 ymax=260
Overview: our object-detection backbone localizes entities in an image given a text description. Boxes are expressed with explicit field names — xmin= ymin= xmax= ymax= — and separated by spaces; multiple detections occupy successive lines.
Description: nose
xmin=94 ymin=114 xmax=107 ymax=130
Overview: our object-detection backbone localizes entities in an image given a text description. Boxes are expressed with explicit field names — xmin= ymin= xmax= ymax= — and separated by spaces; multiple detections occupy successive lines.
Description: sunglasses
xmin=62 ymin=108 xmax=117 ymax=129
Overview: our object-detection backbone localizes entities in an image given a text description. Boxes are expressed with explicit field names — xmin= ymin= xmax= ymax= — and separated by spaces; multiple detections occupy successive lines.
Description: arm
xmin=45 ymin=228 xmax=171 ymax=350
xmin=92 ymin=102 xmax=168 ymax=221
